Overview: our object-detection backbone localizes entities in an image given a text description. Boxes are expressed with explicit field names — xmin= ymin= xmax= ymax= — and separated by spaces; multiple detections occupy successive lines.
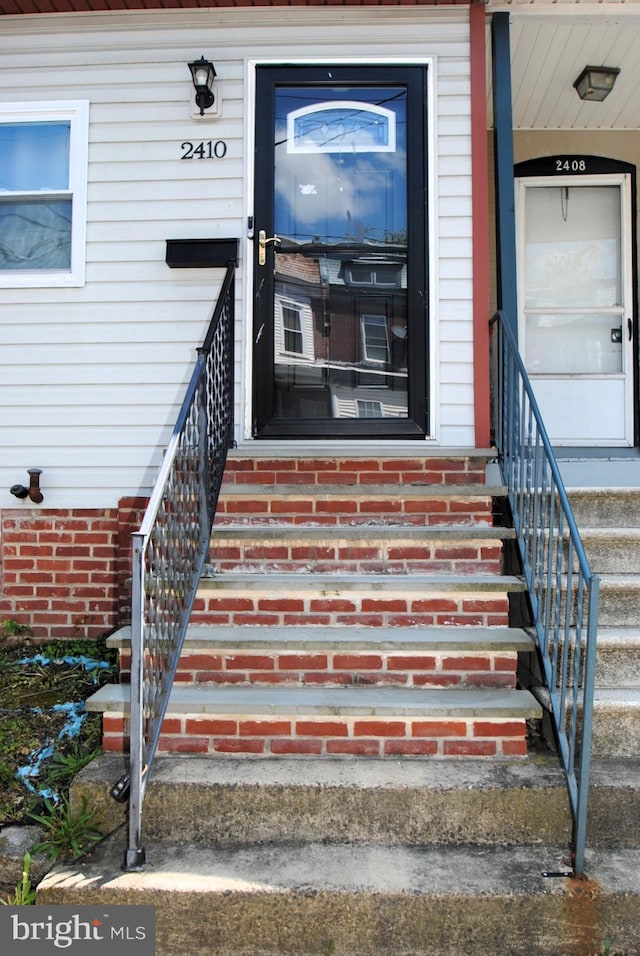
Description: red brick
xmin=278 ymin=654 xmax=328 ymax=670
xmin=326 ymin=739 xmax=381 ymax=755
xmin=159 ymin=738 xmax=209 ymax=753
xmin=353 ymin=720 xmax=406 ymax=737
xmin=310 ymin=599 xmax=357 ymax=613
xmin=185 ymin=718 xmax=237 ymax=735
xmin=361 ymin=599 xmax=407 ymax=612
xmin=226 ymin=654 xmax=275 ymax=670
xmin=412 ymin=720 xmax=467 ymax=737
xmin=296 ymin=720 xmax=349 ymax=737
xmin=444 ymin=740 xmax=497 ymax=756
xmin=384 ymin=739 xmax=438 ymax=756
xmin=333 ymin=654 xmax=383 ymax=670
xmin=233 ymin=614 xmax=280 ymax=625
xmin=502 ymin=739 xmax=528 ymax=757
xmin=239 ymin=720 xmax=291 ymax=736
xmin=214 ymin=738 xmax=265 ymax=754
xmin=270 ymin=739 xmax=322 ymax=755
xmin=443 ymin=656 xmax=491 ymax=671
xmin=160 ymin=718 xmax=182 ymax=735
xmin=387 ymin=655 xmax=437 ymax=670
xmin=411 ymin=599 xmax=458 ymax=612
xmin=473 ymin=721 xmax=525 ymax=738
xmin=180 ymin=654 xmax=223 ymax=671
xmin=258 ymin=599 xmax=305 ymax=612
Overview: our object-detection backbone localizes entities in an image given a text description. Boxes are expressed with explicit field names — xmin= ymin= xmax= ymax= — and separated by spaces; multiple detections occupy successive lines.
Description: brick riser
xmin=210 ymin=541 xmax=503 ymax=575
xmin=215 ymin=497 xmax=496 ymax=527
xmin=222 ymin=457 xmax=489 ymax=486
xmin=102 ymin=714 xmax=528 ymax=759
xmin=118 ymin=649 xmax=518 ymax=688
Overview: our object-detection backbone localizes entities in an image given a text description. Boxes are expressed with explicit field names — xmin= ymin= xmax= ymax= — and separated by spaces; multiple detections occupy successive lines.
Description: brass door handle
xmin=258 ymin=229 xmax=281 ymax=265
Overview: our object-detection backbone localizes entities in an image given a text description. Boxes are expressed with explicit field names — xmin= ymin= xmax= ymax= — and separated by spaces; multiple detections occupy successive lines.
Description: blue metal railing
xmin=491 ymin=310 xmax=600 ymax=876
xmin=122 ymin=261 xmax=236 ymax=870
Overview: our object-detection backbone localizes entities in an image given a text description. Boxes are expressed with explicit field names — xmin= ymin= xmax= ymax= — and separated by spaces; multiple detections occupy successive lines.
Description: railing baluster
xmin=490 ymin=311 xmax=599 ymax=876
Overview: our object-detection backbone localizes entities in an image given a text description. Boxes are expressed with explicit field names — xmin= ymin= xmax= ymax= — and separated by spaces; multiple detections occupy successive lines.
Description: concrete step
xmin=71 ymin=753 xmax=640 ymax=850
xmin=192 ymin=571 xmax=523 ymax=629
xmin=209 ymin=524 xmax=512 ymax=575
xmin=567 ymin=487 xmax=640 ymax=528
xmin=594 ymin=628 xmax=640 ymax=688
xmin=87 ymin=683 xmax=541 ymax=758
xmin=36 ymin=836 xmax=640 ymax=956
xmin=579 ymin=528 xmax=640 ymax=574
xmin=110 ymin=624 xmax=533 ymax=689
xmin=593 ymin=575 xmax=640 ymax=627
xmin=591 ymin=689 xmax=640 ymax=758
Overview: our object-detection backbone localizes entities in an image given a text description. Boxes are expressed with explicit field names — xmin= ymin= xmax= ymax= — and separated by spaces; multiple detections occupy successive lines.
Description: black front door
xmin=253 ymin=65 xmax=429 ymax=438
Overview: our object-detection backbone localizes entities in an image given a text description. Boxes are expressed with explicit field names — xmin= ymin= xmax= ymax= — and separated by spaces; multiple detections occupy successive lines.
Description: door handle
xmin=258 ymin=229 xmax=281 ymax=266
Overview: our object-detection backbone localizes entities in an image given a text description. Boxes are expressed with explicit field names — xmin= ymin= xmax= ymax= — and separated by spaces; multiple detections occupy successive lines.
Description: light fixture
xmin=573 ymin=65 xmax=620 ymax=102
xmin=188 ymin=56 xmax=217 ymax=115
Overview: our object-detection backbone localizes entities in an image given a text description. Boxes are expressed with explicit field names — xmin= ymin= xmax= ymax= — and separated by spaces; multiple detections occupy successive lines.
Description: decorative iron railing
xmin=120 ymin=259 xmax=236 ymax=870
xmin=491 ymin=310 xmax=600 ymax=877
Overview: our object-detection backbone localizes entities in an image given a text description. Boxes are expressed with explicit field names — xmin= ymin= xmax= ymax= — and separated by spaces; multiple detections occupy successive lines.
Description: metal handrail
xmin=491 ymin=310 xmax=600 ymax=876
xmin=122 ymin=262 xmax=236 ymax=870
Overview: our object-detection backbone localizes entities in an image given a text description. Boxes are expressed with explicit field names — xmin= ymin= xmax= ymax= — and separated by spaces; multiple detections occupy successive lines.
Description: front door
xmin=252 ymin=65 xmax=428 ymax=439
xmin=515 ymin=157 xmax=636 ymax=447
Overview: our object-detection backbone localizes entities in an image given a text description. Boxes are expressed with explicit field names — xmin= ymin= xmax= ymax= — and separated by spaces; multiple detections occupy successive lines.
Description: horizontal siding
xmin=0 ymin=7 xmax=473 ymax=508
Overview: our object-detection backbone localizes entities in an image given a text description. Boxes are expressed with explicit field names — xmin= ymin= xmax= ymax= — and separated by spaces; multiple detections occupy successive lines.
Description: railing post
xmin=124 ymin=532 xmax=146 ymax=870
xmin=573 ymin=576 xmax=600 ymax=876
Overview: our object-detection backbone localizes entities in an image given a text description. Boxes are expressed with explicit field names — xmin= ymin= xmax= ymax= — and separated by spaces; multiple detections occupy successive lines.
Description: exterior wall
xmin=0 ymin=6 xmax=475 ymax=514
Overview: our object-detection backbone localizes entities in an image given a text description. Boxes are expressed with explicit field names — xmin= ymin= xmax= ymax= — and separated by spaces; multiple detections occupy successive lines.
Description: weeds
xmin=0 ymin=853 xmax=37 ymax=906
xmin=29 ymin=794 xmax=104 ymax=862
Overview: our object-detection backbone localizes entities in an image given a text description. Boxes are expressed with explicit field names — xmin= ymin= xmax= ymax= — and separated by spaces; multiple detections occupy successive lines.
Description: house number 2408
xmin=181 ymin=140 xmax=228 ymax=160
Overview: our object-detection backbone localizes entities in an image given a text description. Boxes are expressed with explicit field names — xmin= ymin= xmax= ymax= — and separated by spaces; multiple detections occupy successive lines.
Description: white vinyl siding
xmin=0 ymin=8 xmax=474 ymax=508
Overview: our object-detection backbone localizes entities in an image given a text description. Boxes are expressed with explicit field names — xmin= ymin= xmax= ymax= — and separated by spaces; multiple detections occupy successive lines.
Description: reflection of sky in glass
xmin=275 ymin=88 xmax=407 ymax=245
xmin=0 ymin=123 xmax=70 ymax=192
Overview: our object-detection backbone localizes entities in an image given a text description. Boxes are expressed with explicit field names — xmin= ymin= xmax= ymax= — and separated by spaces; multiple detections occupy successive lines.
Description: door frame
xmin=242 ymin=57 xmax=437 ymax=443
xmin=514 ymin=155 xmax=638 ymax=448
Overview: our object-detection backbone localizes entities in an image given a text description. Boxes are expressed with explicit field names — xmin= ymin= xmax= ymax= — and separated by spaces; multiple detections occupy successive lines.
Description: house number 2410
xmin=181 ymin=140 xmax=228 ymax=160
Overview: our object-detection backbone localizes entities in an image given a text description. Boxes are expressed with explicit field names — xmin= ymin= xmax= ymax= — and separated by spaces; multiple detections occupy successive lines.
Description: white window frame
xmin=0 ymin=101 xmax=89 ymax=288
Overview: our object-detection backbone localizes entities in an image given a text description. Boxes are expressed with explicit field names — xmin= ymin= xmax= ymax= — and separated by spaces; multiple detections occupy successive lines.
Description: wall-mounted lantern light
xmin=188 ymin=56 xmax=217 ymax=115
xmin=573 ymin=65 xmax=620 ymax=102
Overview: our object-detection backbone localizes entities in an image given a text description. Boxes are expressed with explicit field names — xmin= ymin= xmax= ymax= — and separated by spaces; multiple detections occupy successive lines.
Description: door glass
xmin=271 ymin=86 xmax=409 ymax=420
xmin=523 ymin=185 xmax=623 ymax=374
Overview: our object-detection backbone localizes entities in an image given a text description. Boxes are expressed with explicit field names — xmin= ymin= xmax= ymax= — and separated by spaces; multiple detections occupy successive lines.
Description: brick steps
xmin=209 ymin=524 xmax=512 ymax=574
xmin=215 ymin=483 xmax=501 ymax=527
xmin=191 ymin=571 xmax=522 ymax=628
xmin=112 ymin=624 xmax=534 ymax=688
xmin=88 ymin=683 xmax=541 ymax=758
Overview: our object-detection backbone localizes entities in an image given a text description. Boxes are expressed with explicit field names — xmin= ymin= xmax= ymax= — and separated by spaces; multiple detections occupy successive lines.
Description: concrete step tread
xmin=39 ymin=837 xmax=640 ymax=899
xmin=108 ymin=624 xmax=534 ymax=652
xmin=79 ymin=752 xmax=640 ymax=794
xmin=198 ymin=571 xmax=525 ymax=591
xmin=595 ymin=628 xmax=640 ymax=645
xmin=87 ymin=683 xmax=542 ymax=718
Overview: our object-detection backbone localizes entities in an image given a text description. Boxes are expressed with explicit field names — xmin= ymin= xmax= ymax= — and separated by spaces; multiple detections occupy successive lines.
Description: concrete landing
xmin=37 ymin=838 xmax=640 ymax=956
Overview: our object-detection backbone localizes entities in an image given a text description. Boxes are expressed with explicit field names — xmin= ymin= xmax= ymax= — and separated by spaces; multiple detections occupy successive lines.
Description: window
xmin=361 ymin=314 xmax=390 ymax=365
xmin=0 ymin=102 xmax=89 ymax=287
xmin=356 ymin=399 xmax=383 ymax=418
xmin=282 ymin=304 xmax=304 ymax=354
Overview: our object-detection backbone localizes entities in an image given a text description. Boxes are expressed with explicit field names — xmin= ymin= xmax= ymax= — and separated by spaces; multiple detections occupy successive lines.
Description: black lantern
xmin=188 ymin=56 xmax=217 ymax=115
xmin=573 ymin=65 xmax=620 ymax=102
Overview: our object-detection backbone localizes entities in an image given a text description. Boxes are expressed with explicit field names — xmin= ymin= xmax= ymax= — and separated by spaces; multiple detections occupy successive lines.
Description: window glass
xmin=0 ymin=104 xmax=87 ymax=285
xmin=0 ymin=122 xmax=70 ymax=192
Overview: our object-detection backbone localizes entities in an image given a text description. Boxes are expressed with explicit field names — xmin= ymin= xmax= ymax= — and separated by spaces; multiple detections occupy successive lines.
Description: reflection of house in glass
xmin=273 ymin=242 xmax=408 ymax=420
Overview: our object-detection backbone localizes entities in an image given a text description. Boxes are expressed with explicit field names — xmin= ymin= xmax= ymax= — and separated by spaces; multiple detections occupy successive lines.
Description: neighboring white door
xmin=516 ymin=173 xmax=634 ymax=446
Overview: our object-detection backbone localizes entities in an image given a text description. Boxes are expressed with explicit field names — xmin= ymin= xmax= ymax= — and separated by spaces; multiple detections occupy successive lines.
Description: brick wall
xmin=0 ymin=497 xmax=147 ymax=640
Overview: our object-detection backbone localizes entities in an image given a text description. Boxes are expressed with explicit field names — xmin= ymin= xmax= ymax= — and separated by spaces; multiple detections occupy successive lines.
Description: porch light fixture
xmin=573 ymin=65 xmax=620 ymax=102
xmin=188 ymin=56 xmax=217 ymax=115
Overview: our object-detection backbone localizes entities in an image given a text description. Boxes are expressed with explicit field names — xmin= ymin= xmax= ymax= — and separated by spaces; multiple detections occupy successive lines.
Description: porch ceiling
xmin=487 ymin=1 xmax=640 ymax=131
